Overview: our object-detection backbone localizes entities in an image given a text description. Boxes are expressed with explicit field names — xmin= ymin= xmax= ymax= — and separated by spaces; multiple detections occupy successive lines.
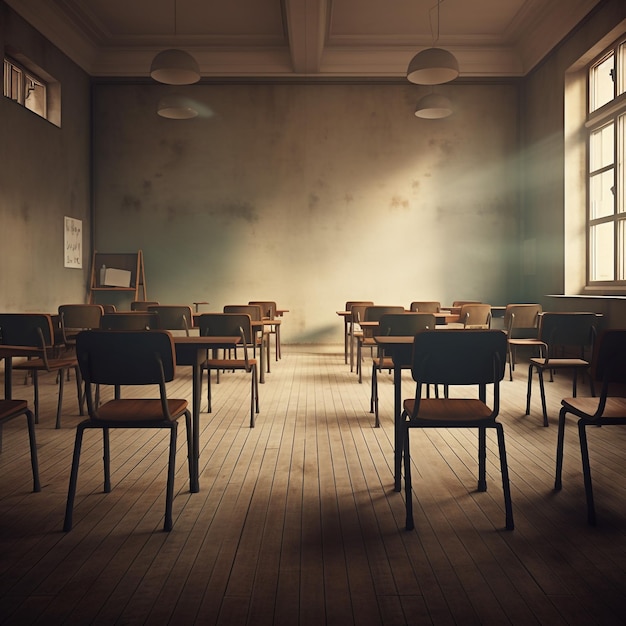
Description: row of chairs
xmin=367 ymin=307 xmax=598 ymax=428
xmin=0 ymin=303 xmax=271 ymax=430
xmin=0 ymin=314 xmax=261 ymax=532
xmin=62 ymin=300 xmax=282 ymax=361
xmin=2 ymin=317 xmax=623 ymax=534
xmin=357 ymin=305 xmax=600 ymax=531
xmin=0 ymin=319 xmax=192 ymax=530
xmin=130 ymin=300 xmax=282 ymax=358
xmin=1 ymin=298 xmax=288 ymax=530
xmin=396 ymin=326 xmax=626 ymax=531
xmin=347 ymin=302 xmax=493 ymax=382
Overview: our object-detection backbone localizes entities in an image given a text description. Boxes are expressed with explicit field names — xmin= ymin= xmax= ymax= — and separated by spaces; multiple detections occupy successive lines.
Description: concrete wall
xmin=92 ymin=81 xmax=520 ymax=342
xmin=0 ymin=2 xmax=92 ymax=312
xmin=520 ymin=0 xmax=626 ymax=328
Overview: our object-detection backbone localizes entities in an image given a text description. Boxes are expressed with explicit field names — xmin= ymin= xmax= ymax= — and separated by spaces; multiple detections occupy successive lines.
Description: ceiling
xmin=5 ymin=0 xmax=603 ymax=80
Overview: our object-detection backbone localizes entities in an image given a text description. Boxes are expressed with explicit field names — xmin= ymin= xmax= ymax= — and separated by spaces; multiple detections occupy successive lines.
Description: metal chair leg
xmin=63 ymin=424 xmax=86 ymax=531
xmin=578 ymin=420 xmax=597 ymax=525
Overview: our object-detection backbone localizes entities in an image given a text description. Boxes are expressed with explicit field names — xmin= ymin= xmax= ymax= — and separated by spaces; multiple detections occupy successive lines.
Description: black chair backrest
xmin=452 ymin=300 xmax=481 ymax=307
xmin=350 ymin=304 xmax=370 ymax=324
xmin=503 ymin=303 xmax=542 ymax=338
xmin=459 ymin=304 xmax=492 ymax=327
xmin=411 ymin=329 xmax=507 ymax=386
xmin=249 ymin=301 xmax=277 ymax=319
xmin=130 ymin=300 xmax=160 ymax=311
xmin=378 ymin=313 xmax=436 ymax=336
xmin=148 ymin=305 xmax=193 ymax=334
xmin=538 ymin=312 xmax=597 ymax=357
xmin=76 ymin=329 xmax=176 ymax=386
xmin=59 ymin=304 xmax=104 ymax=331
xmin=591 ymin=329 xmax=626 ymax=386
xmin=196 ymin=313 xmax=251 ymax=342
xmin=223 ymin=304 xmax=262 ymax=322
xmin=377 ymin=313 xmax=437 ymax=366
xmin=100 ymin=312 xmax=157 ymax=330
xmin=0 ymin=313 xmax=54 ymax=348
xmin=364 ymin=305 xmax=405 ymax=322
xmin=409 ymin=301 xmax=441 ymax=313
xmin=345 ymin=300 xmax=373 ymax=311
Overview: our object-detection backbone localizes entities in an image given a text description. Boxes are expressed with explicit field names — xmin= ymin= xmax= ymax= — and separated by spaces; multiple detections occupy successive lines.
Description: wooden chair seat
xmin=93 ymin=398 xmax=190 ymax=422
xmin=402 ymin=397 xmax=494 ymax=422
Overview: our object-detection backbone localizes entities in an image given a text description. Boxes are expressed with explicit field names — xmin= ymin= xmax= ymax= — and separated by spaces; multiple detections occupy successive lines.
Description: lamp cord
xmin=429 ymin=0 xmax=445 ymax=45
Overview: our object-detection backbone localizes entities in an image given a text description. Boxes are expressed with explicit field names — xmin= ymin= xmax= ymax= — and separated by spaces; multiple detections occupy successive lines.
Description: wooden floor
xmin=1 ymin=344 xmax=626 ymax=625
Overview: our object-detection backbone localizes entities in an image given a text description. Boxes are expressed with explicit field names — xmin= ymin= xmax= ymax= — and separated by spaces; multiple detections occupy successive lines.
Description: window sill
xmin=548 ymin=292 xmax=626 ymax=299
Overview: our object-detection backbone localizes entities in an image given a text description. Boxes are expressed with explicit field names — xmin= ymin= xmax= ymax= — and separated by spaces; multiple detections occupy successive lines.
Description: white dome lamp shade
xmin=157 ymin=94 xmax=198 ymax=119
xmin=407 ymin=47 xmax=459 ymax=85
xmin=150 ymin=49 xmax=200 ymax=85
xmin=415 ymin=93 xmax=452 ymax=119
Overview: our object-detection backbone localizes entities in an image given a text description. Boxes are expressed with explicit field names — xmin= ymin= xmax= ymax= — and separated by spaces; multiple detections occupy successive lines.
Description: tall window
xmin=587 ymin=38 xmax=626 ymax=285
xmin=3 ymin=56 xmax=48 ymax=120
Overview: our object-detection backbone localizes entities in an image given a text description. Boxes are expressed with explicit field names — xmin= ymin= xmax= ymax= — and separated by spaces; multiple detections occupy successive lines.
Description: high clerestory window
xmin=586 ymin=37 xmax=626 ymax=285
xmin=3 ymin=55 xmax=51 ymax=122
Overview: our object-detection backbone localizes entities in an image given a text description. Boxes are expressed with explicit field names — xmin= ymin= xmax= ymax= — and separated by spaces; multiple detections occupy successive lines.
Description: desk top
xmin=374 ymin=336 xmax=414 ymax=346
xmin=360 ymin=314 xmax=461 ymax=327
xmin=0 ymin=346 xmax=42 ymax=358
xmin=173 ymin=336 xmax=240 ymax=347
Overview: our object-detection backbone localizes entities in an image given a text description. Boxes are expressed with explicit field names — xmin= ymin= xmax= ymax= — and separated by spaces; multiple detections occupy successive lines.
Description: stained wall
xmin=0 ymin=3 xmax=91 ymax=312
xmin=93 ymin=81 xmax=520 ymax=342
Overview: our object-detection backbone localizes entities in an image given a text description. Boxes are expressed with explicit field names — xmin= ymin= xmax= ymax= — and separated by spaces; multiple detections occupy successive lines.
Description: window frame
xmin=3 ymin=55 xmax=49 ymax=120
xmin=586 ymin=37 xmax=626 ymax=288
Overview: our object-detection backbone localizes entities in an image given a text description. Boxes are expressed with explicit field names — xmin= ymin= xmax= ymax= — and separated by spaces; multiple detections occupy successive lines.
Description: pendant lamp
xmin=407 ymin=47 xmax=459 ymax=85
xmin=157 ymin=94 xmax=198 ymax=119
xmin=149 ymin=1 xmax=200 ymax=85
xmin=150 ymin=49 xmax=200 ymax=85
xmin=407 ymin=0 xmax=459 ymax=86
xmin=414 ymin=93 xmax=452 ymax=119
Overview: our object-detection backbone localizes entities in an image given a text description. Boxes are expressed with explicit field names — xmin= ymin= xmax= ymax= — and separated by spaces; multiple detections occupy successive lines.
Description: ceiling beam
xmin=284 ymin=0 xmax=327 ymax=74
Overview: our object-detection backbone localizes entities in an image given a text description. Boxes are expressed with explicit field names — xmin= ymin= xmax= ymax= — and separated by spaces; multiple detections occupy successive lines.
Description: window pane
xmin=590 ymin=221 xmax=614 ymax=281
xmin=616 ymin=113 xmax=626 ymax=213
xmin=24 ymin=77 xmax=46 ymax=117
xmin=589 ymin=168 xmax=615 ymax=219
xmin=617 ymin=43 xmax=626 ymax=95
xmin=618 ymin=219 xmax=626 ymax=280
xmin=589 ymin=122 xmax=614 ymax=171
xmin=3 ymin=57 xmax=53 ymax=123
xmin=9 ymin=64 xmax=22 ymax=102
xmin=590 ymin=53 xmax=615 ymax=112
